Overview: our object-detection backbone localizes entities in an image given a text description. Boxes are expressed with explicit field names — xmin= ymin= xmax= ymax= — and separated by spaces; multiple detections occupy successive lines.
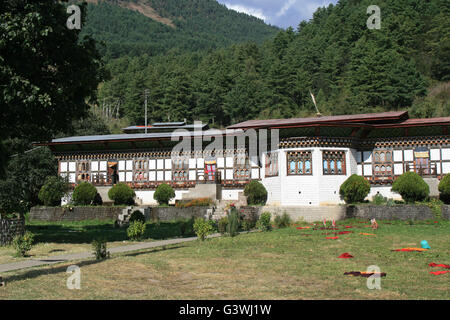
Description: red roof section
xmin=227 ymin=111 xmax=409 ymax=129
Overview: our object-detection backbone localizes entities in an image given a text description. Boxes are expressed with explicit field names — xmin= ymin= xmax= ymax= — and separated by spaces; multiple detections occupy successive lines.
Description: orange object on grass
xmin=360 ymin=233 xmax=376 ymax=236
xmin=392 ymin=247 xmax=428 ymax=252
xmin=326 ymin=236 xmax=339 ymax=240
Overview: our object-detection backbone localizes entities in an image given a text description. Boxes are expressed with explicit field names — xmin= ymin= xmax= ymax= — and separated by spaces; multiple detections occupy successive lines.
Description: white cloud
xmin=224 ymin=3 xmax=267 ymax=21
xmin=276 ymin=0 xmax=296 ymax=17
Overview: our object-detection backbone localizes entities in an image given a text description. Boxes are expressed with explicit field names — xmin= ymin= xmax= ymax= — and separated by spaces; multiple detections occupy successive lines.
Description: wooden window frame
xmin=322 ymin=150 xmax=346 ymax=175
xmin=287 ymin=151 xmax=313 ymax=176
xmin=234 ymin=154 xmax=251 ymax=180
xmin=265 ymin=152 xmax=279 ymax=177
xmin=373 ymin=150 xmax=393 ymax=177
xmin=134 ymin=159 xmax=149 ymax=182
xmin=172 ymin=158 xmax=189 ymax=182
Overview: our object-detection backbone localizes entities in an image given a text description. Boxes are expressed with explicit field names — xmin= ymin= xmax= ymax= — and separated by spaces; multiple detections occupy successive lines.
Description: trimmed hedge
xmin=154 ymin=183 xmax=175 ymax=205
xmin=108 ymin=183 xmax=135 ymax=205
xmin=438 ymin=173 xmax=450 ymax=204
xmin=72 ymin=182 xmax=97 ymax=205
xmin=244 ymin=181 xmax=268 ymax=205
xmin=339 ymin=174 xmax=371 ymax=204
xmin=392 ymin=172 xmax=429 ymax=203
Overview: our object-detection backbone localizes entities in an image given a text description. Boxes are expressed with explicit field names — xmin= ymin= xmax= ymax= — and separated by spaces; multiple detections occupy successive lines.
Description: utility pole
xmin=144 ymin=89 xmax=149 ymax=134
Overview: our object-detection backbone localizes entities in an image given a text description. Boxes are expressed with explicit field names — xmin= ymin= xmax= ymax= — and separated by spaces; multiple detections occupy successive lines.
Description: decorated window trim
xmin=134 ymin=159 xmax=149 ymax=182
xmin=373 ymin=150 xmax=393 ymax=177
xmin=265 ymin=152 xmax=279 ymax=177
xmin=322 ymin=150 xmax=346 ymax=175
xmin=172 ymin=158 xmax=189 ymax=181
xmin=287 ymin=151 xmax=313 ymax=176
xmin=234 ymin=154 xmax=251 ymax=180
xmin=76 ymin=161 xmax=90 ymax=182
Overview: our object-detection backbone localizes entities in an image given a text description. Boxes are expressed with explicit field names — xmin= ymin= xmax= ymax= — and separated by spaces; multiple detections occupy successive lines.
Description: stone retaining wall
xmin=441 ymin=205 xmax=450 ymax=220
xmin=0 ymin=218 xmax=25 ymax=246
xmin=346 ymin=205 xmax=436 ymax=220
xmin=148 ymin=206 xmax=213 ymax=221
xmin=29 ymin=207 xmax=125 ymax=222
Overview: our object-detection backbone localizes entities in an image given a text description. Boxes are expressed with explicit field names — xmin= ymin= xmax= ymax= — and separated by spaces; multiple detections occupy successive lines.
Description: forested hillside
xmin=96 ymin=0 xmax=449 ymax=128
xmin=81 ymin=0 xmax=279 ymax=59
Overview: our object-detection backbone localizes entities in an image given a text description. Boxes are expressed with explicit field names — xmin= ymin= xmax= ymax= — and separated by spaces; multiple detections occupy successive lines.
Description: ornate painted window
xmin=134 ymin=160 xmax=148 ymax=182
xmin=373 ymin=150 xmax=393 ymax=177
xmin=234 ymin=155 xmax=250 ymax=180
xmin=172 ymin=158 xmax=189 ymax=181
xmin=76 ymin=161 xmax=90 ymax=182
xmin=323 ymin=150 xmax=346 ymax=175
xmin=265 ymin=152 xmax=279 ymax=177
xmin=287 ymin=151 xmax=312 ymax=175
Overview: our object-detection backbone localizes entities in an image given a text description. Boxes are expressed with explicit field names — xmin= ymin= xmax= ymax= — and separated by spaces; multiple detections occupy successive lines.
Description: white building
xmin=38 ymin=111 xmax=450 ymax=206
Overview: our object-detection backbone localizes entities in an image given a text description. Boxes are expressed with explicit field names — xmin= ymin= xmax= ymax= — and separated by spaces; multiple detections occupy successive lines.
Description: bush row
xmin=340 ymin=172 xmax=450 ymax=205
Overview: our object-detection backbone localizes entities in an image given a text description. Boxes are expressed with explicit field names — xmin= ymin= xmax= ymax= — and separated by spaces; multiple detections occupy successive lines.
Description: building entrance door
xmin=414 ymin=147 xmax=430 ymax=175
xmin=205 ymin=161 xmax=217 ymax=181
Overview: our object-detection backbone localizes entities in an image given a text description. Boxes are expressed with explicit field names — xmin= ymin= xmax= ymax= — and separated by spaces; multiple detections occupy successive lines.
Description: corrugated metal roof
xmin=49 ymin=129 xmax=243 ymax=145
xmin=227 ymin=111 xmax=409 ymax=129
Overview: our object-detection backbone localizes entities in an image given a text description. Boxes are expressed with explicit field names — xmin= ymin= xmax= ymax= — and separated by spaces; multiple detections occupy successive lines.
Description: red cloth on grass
xmin=326 ymin=236 xmax=339 ymax=240
xmin=338 ymin=253 xmax=353 ymax=259
xmin=429 ymin=263 xmax=450 ymax=269
xmin=430 ymin=271 xmax=450 ymax=275
xmin=338 ymin=231 xmax=353 ymax=235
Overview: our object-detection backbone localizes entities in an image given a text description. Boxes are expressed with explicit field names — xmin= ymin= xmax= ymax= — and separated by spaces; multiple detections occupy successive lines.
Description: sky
xmin=218 ymin=0 xmax=338 ymax=29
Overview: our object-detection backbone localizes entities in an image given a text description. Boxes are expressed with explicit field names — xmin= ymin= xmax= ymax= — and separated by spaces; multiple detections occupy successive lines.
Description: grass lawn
xmin=0 ymin=218 xmax=448 ymax=299
xmin=0 ymin=219 xmax=194 ymax=265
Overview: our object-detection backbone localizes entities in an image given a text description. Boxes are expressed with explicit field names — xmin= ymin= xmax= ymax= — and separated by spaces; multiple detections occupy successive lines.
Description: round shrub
xmin=438 ymin=174 xmax=450 ymax=204
xmin=339 ymin=174 xmax=371 ymax=204
xmin=129 ymin=210 xmax=145 ymax=223
xmin=193 ymin=218 xmax=214 ymax=241
xmin=72 ymin=182 xmax=97 ymax=205
xmin=391 ymin=172 xmax=429 ymax=203
xmin=244 ymin=181 xmax=268 ymax=205
xmin=12 ymin=231 xmax=34 ymax=257
xmin=38 ymin=176 xmax=70 ymax=207
xmin=154 ymin=183 xmax=175 ymax=205
xmin=127 ymin=220 xmax=146 ymax=241
xmin=108 ymin=183 xmax=135 ymax=205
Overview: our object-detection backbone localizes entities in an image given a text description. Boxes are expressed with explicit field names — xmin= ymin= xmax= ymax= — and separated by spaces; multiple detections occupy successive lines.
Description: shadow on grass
xmin=27 ymin=221 xmax=196 ymax=244
xmin=3 ymin=245 xmax=186 ymax=285
xmin=3 ymin=259 xmax=100 ymax=284
xmin=121 ymin=245 xmax=186 ymax=258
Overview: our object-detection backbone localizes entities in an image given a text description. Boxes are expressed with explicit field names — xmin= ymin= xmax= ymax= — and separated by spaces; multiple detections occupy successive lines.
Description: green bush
xmin=244 ymin=181 xmax=268 ymax=205
xmin=193 ymin=218 xmax=213 ymax=241
xmin=72 ymin=182 xmax=97 ymax=205
xmin=129 ymin=210 xmax=145 ymax=223
xmin=38 ymin=176 xmax=70 ymax=207
xmin=227 ymin=207 xmax=240 ymax=237
xmin=218 ymin=217 xmax=228 ymax=235
xmin=92 ymin=238 xmax=110 ymax=260
xmin=108 ymin=183 xmax=135 ymax=205
xmin=339 ymin=174 xmax=371 ymax=204
xmin=438 ymin=173 xmax=450 ymax=204
xmin=256 ymin=212 xmax=272 ymax=231
xmin=127 ymin=220 xmax=146 ymax=241
xmin=12 ymin=231 xmax=34 ymax=257
xmin=392 ymin=172 xmax=429 ymax=203
xmin=274 ymin=212 xmax=291 ymax=228
xmin=154 ymin=183 xmax=175 ymax=205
